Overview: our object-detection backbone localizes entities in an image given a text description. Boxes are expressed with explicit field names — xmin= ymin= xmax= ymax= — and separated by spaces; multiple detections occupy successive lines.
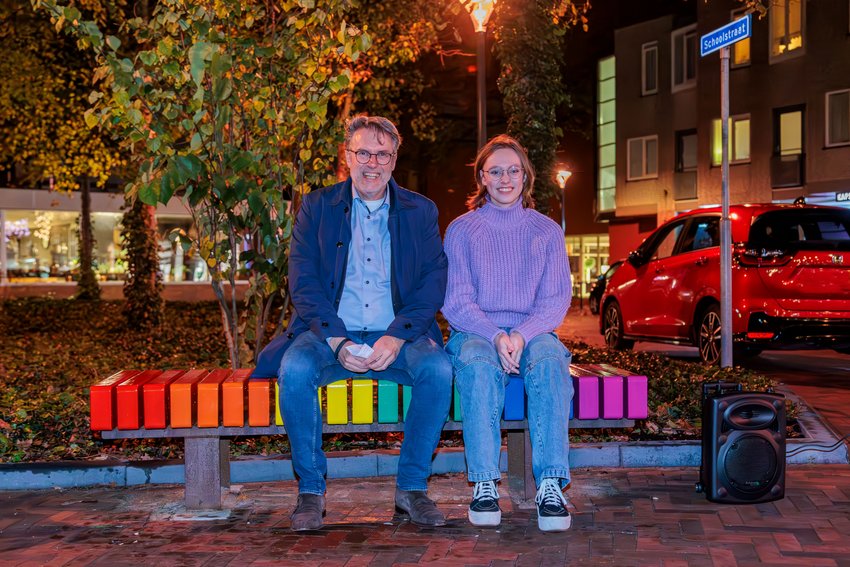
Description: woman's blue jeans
xmin=278 ymin=330 xmax=452 ymax=495
xmin=446 ymin=331 xmax=573 ymax=487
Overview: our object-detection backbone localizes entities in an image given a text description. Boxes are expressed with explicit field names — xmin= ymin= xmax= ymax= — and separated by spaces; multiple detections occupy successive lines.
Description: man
xmin=254 ymin=115 xmax=452 ymax=531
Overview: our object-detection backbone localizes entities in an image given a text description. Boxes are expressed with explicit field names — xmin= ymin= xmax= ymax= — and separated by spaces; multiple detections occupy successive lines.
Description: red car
xmin=599 ymin=202 xmax=850 ymax=364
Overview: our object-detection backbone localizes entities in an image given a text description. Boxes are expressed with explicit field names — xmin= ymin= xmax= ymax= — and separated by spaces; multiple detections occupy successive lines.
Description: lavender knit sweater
xmin=442 ymin=198 xmax=572 ymax=344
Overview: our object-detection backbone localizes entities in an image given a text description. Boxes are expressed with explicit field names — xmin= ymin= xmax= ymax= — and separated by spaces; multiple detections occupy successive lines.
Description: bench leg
xmin=184 ymin=437 xmax=229 ymax=509
xmin=506 ymin=429 xmax=535 ymax=504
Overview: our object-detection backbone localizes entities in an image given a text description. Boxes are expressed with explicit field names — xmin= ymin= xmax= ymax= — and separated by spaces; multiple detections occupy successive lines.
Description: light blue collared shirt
xmin=337 ymin=186 xmax=395 ymax=332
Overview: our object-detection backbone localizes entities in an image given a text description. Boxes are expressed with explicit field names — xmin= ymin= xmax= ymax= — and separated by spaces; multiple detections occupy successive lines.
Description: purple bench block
xmin=625 ymin=375 xmax=649 ymax=419
xmin=600 ymin=375 xmax=624 ymax=419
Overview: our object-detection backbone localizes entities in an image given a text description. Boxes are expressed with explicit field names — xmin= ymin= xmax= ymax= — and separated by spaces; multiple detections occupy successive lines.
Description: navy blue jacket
xmin=253 ymin=177 xmax=447 ymax=377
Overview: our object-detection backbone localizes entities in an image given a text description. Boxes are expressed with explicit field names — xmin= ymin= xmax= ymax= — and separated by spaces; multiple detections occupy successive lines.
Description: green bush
xmin=0 ymin=299 xmax=782 ymax=463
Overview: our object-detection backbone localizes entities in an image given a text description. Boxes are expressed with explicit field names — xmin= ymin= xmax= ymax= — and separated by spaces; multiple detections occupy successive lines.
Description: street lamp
xmin=556 ymin=169 xmax=572 ymax=235
xmin=461 ymin=0 xmax=496 ymax=149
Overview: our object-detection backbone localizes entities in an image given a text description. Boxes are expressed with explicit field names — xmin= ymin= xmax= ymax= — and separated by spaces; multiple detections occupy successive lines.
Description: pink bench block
xmin=625 ymin=375 xmax=649 ymax=419
xmin=572 ymin=375 xmax=599 ymax=419
xmin=600 ymin=375 xmax=624 ymax=419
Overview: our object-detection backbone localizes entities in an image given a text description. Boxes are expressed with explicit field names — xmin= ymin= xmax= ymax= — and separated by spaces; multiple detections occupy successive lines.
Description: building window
xmin=711 ymin=115 xmax=751 ymax=166
xmin=731 ymin=9 xmax=751 ymax=67
xmin=641 ymin=42 xmax=658 ymax=95
xmin=627 ymin=135 xmax=658 ymax=180
xmin=775 ymin=107 xmax=804 ymax=156
xmin=770 ymin=0 xmax=804 ymax=60
xmin=674 ymin=130 xmax=698 ymax=200
xmin=826 ymin=89 xmax=850 ymax=147
xmin=597 ymin=56 xmax=616 ymax=212
xmin=671 ymin=24 xmax=697 ymax=92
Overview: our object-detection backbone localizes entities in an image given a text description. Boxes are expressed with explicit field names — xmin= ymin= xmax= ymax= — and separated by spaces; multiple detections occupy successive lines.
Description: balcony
xmin=771 ymin=153 xmax=805 ymax=188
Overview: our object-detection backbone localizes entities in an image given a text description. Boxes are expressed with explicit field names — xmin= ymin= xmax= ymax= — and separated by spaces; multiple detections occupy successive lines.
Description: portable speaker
xmin=699 ymin=389 xmax=786 ymax=504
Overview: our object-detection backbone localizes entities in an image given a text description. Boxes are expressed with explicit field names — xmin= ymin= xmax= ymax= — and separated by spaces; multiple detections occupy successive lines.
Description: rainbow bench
xmin=90 ymin=364 xmax=647 ymax=509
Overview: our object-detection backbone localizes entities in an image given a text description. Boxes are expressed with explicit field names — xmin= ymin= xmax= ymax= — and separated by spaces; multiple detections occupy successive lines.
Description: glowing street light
xmin=461 ymin=0 xmax=496 ymax=149
xmin=556 ymin=169 xmax=572 ymax=235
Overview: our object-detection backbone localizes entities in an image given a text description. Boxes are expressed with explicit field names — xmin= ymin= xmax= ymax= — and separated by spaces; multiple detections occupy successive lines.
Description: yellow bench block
xmin=351 ymin=380 xmax=374 ymax=424
xmin=326 ymin=380 xmax=348 ymax=424
xmin=274 ymin=382 xmax=284 ymax=426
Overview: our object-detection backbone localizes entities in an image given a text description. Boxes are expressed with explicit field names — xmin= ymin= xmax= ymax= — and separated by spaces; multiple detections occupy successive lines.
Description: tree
xmin=35 ymin=0 xmax=369 ymax=367
xmin=0 ymin=0 xmax=130 ymax=299
xmin=121 ymin=195 xmax=164 ymax=328
xmin=493 ymin=0 xmax=589 ymax=215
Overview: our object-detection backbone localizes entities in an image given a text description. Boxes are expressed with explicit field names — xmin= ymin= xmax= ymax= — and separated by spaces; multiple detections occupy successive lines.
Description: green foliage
xmin=35 ymin=0 xmax=370 ymax=367
xmin=121 ymin=197 xmax=164 ymax=328
xmin=494 ymin=0 xmax=589 ymax=214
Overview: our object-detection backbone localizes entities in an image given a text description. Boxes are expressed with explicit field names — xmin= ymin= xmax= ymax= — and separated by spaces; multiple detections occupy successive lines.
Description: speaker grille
xmin=724 ymin=435 xmax=778 ymax=493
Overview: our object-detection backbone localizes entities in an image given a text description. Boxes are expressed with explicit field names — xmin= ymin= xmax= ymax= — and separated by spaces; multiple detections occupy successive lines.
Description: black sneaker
xmin=535 ymin=478 xmax=571 ymax=532
xmin=468 ymin=480 xmax=501 ymax=526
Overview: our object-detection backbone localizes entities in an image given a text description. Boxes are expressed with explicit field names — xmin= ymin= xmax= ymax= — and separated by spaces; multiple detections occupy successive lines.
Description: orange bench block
xmin=248 ymin=379 xmax=272 ymax=426
xmin=170 ymin=370 xmax=208 ymax=428
xmin=90 ymin=370 xmax=141 ymax=431
xmin=222 ymin=369 xmax=253 ymax=427
xmin=197 ymin=369 xmax=231 ymax=428
xmin=142 ymin=370 xmax=185 ymax=429
xmin=116 ymin=370 xmax=163 ymax=430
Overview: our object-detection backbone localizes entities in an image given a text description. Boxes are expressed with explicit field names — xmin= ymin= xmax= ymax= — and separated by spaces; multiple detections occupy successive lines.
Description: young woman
xmin=442 ymin=135 xmax=574 ymax=532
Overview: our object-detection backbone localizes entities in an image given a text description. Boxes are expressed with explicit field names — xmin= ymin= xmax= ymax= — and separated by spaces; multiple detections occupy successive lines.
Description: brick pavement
xmin=3 ymin=465 xmax=850 ymax=566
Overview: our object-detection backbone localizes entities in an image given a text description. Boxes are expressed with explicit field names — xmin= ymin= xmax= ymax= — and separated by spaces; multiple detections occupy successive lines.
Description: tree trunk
xmin=122 ymin=196 xmax=164 ymax=328
xmin=76 ymin=177 xmax=101 ymax=300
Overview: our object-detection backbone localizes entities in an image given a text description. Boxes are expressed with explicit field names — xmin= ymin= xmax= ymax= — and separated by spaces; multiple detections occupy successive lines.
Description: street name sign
xmin=700 ymin=14 xmax=751 ymax=57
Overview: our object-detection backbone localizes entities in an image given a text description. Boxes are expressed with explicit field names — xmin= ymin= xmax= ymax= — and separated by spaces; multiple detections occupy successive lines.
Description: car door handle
xmin=695 ymin=257 xmax=708 ymax=266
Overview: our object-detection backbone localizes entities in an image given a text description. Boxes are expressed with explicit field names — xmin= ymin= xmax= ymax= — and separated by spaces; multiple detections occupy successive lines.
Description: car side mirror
xmin=627 ymin=249 xmax=645 ymax=267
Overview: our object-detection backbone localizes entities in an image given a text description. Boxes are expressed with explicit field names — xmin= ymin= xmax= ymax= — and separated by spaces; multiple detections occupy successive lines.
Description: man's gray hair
xmin=344 ymin=115 xmax=402 ymax=151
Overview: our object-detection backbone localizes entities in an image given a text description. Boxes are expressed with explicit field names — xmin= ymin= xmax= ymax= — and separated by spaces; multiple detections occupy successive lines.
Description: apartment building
xmin=599 ymin=0 xmax=850 ymax=261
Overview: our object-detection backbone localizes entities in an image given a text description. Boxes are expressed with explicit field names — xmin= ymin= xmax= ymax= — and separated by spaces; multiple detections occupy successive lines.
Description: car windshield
xmin=748 ymin=209 xmax=850 ymax=251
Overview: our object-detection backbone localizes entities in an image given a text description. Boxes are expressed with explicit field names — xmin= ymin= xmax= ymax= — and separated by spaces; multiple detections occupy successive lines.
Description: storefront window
xmin=2 ymin=209 xmax=200 ymax=283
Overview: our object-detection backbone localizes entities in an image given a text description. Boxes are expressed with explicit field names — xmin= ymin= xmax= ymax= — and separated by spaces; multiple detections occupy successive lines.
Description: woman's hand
xmin=495 ymin=332 xmax=520 ymax=374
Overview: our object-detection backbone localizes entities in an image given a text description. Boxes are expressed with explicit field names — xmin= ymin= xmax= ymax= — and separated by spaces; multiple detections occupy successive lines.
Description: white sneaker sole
xmin=469 ymin=508 xmax=501 ymax=527
xmin=538 ymin=514 xmax=572 ymax=532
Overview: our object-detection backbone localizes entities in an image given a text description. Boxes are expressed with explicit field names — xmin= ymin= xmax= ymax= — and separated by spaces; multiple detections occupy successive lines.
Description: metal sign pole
xmin=719 ymin=46 xmax=733 ymax=368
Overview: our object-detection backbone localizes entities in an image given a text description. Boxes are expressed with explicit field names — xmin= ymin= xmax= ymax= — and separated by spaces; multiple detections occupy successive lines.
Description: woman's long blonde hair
xmin=466 ymin=134 xmax=536 ymax=210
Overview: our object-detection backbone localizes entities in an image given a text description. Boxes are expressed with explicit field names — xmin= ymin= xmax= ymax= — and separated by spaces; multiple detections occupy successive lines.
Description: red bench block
xmin=90 ymin=370 xmax=141 ymax=431
xmin=116 ymin=370 xmax=163 ymax=430
xmin=142 ymin=370 xmax=186 ymax=429
xmin=170 ymin=370 xmax=208 ymax=428
xmin=197 ymin=369 xmax=231 ymax=428
xmin=222 ymin=369 xmax=253 ymax=427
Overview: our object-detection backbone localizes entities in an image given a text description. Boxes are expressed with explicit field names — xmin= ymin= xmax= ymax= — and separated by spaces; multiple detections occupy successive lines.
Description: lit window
xmin=731 ymin=9 xmax=751 ymax=67
xmin=627 ymin=135 xmax=658 ymax=180
xmin=597 ymin=56 xmax=616 ymax=212
xmin=826 ymin=89 xmax=850 ymax=147
xmin=642 ymin=42 xmax=658 ymax=95
xmin=775 ymin=108 xmax=803 ymax=156
xmin=671 ymin=25 xmax=697 ymax=92
xmin=770 ymin=0 xmax=804 ymax=59
xmin=711 ymin=115 xmax=751 ymax=166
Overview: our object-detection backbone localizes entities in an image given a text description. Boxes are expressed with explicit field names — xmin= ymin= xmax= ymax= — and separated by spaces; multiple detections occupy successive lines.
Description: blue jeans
xmin=278 ymin=330 xmax=452 ymax=495
xmin=446 ymin=331 xmax=573 ymax=487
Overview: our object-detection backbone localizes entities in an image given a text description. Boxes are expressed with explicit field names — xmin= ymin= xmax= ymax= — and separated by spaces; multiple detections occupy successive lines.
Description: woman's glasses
xmin=484 ymin=166 xmax=523 ymax=180
xmin=347 ymin=149 xmax=396 ymax=165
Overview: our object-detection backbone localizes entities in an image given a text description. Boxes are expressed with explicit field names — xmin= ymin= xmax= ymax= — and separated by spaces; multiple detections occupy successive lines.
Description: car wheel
xmin=697 ymin=304 xmax=721 ymax=365
xmin=589 ymin=294 xmax=599 ymax=315
xmin=603 ymin=301 xmax=634 ymax=351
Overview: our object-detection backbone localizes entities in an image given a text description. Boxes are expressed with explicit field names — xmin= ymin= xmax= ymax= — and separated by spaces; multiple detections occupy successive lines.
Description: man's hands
xmin=364 ymin=335 xmax=404 ymax=371
xmin=494 ymin=331 xmax=525 ymax=374
xmin=329 ymin=335 xmax=404 ymax=373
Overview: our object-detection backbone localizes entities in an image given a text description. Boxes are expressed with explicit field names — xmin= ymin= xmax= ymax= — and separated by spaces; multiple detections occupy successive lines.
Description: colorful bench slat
xmin=117 ymin=370 xmax=164 ymax=430
xmin=325 ymin=381 xmax=349 ymax=424
xmin=170 ymin=370 xmax=208 ymax=428
xmin=90 ymin=370 xmax=141 ymax=431
xmin=248 ymin=379 xmax=271 ymax=427
xmin=222 ymin=369 xmax=253 ymax=427
xmin=351 ymin=380 xmax=373 ymax=424
xmin=197 ymin=369 xmax=231 ymax=428
xmin=377 ymin=380 xmax=399 ymax=423
xmin=143 ymin=370 xmax=186 ymax=429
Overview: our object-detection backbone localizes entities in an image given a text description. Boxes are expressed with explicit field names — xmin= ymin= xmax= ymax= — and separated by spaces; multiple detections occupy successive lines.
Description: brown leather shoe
xmin=290 ymin=493 xmax=325 ymax=531
xmin=394 ymin=488 xmax=446 ymax=526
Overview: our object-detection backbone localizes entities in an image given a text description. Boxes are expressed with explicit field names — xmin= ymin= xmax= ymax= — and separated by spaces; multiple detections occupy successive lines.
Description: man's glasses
xmin=483 ymin=166 xmax=523 ymax=180
xmin=347 ymin=149 xmax=396 ymax=165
